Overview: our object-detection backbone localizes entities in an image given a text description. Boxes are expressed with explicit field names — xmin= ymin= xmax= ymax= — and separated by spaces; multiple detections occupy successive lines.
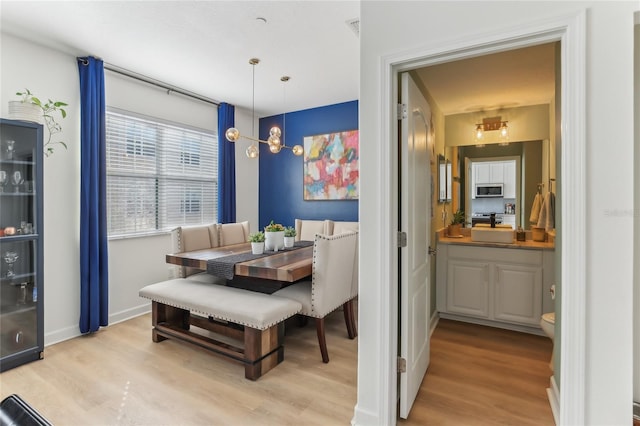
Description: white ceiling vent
xmin=346 ymin=18 xmax=359 ymax=37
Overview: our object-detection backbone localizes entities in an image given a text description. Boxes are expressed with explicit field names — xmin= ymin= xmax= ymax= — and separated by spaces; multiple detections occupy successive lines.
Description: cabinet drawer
xmin=448 ymin=245 xmax=542 ymax=265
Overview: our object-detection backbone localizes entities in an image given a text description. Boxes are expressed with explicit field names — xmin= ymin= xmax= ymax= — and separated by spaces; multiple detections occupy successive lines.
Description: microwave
xmin=475 ymin=183 xmax=504 ymax=198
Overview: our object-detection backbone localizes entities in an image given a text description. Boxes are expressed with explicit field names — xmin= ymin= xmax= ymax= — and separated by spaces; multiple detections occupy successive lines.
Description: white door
xmin=399 ymin=72 xmax=431 ymax=418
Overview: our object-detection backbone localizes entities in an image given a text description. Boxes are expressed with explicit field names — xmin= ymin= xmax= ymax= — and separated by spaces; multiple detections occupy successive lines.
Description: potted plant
xmin=249 ymin=231 xmax=265 ymax=254
xmin=9 ymin=89 xmax=68 ymax=157
xmin=448 ymin=209 xmax=465 ymax=237
xmin=264 ymin=220 xmax=285 ymax=251
xmin=284 ymin=226 xmax=296 ymax=248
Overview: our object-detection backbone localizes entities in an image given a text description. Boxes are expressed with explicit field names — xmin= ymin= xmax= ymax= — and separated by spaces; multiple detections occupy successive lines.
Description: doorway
xmin=383 ymin=13 xmax=587 ymax=426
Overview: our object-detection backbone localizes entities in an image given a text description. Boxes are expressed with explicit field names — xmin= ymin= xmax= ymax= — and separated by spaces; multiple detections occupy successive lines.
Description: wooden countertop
xmin=436 ymin=228 xmax=555 ymax=250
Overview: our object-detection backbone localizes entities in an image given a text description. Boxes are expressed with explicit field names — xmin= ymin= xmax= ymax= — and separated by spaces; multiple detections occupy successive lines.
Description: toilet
xmin=540 ymin=312 xmax=555 ymax=372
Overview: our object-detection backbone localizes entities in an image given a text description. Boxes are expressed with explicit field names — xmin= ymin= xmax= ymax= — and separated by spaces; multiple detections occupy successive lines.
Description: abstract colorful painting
xmin=303 ymin=130 xmax=359 ymax=200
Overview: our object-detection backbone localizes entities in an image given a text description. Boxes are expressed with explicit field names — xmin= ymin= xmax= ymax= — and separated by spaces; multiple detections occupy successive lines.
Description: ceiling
xmin=0 ymin=1 xmax=555 ymax=117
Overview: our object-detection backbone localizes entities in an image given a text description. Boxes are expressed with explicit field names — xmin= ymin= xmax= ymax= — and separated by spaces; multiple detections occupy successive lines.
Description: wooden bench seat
xmin=139 ymin=279 xmax=302 ymax=380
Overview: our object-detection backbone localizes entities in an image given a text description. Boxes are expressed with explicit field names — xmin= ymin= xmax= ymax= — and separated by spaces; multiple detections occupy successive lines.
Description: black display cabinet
xmin=0 ymin=118 xmax=44 ymax=372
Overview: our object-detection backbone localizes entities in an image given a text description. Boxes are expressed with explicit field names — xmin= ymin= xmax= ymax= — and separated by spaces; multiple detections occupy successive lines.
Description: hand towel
xmin=536 ymin=192 xmax=555 ymax=230
xmin=529 ymin=193 xmax=543 ymax=224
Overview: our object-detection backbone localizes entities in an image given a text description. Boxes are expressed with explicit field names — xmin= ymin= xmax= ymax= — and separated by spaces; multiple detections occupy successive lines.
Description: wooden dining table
xmin=166 ymin=242 xmax=313 ymax=292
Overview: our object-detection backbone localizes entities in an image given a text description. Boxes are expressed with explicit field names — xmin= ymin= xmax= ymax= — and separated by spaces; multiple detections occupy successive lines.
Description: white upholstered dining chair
xmin=273 ymin=231 xmax=358 ymax=363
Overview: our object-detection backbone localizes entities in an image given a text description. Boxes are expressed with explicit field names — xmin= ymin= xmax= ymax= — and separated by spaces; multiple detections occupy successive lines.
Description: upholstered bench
xmin=139 ymin=279 xmax=302 ymax=380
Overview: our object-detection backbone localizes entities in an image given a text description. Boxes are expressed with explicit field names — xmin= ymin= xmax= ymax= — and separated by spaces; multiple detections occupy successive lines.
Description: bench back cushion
xmin=294 ymin=219 xmax=333 ymax=242
xmin=218 ymin=221 xmax=250 ymax=246
xmin=332 ymin=221 xmax=359 ymax=235
xmin=170 ymin=224 xmax=219 ymax=278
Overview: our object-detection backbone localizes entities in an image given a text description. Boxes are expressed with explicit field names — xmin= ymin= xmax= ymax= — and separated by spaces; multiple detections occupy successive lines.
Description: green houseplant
xmin=11 ymin=89 xmax=68 ymax=157
xmin=284 ymin=226 xmax=296 ymax=248
xmin=264 ymin=220 xmax=285 ymax=251
xmin=249 ymin=231 xmax=265 ymax=243
xmin=448 ymin=209 xmax=465 ymax=237
xmin=249 ymin=231 xmax=265 ymax=254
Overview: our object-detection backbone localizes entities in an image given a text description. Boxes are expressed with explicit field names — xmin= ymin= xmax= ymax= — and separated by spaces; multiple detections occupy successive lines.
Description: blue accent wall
xmin=258 ymin=100 xmax=358 ymax=229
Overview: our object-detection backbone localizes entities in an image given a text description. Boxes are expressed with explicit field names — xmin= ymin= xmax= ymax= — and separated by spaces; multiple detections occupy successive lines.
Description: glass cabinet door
xmin=0 ymin=119 xmax=44 ymax=371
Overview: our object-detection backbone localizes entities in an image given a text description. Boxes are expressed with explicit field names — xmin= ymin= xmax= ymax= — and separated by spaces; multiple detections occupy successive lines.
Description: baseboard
xmin=438 ymin=312 xmax=544 ymax=336
xmin=44 ymin=304 xmax=151 ymax=347
xmin=429 ymin=311 xmax=439 ymax=336
xmin=109 ymin=303 xmax=150 ymax=325
xmin=45 ymin=324 xmax=82 ymax=347
xmin=547 ymin=376 xmax=560 ymax=425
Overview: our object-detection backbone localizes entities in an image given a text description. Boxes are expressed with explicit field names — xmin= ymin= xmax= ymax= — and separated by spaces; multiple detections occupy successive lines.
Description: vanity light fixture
xmin=473 ymin=116 xmax=509 ymax=144
xmin=225 ymin=58 xmax=303 ymax=158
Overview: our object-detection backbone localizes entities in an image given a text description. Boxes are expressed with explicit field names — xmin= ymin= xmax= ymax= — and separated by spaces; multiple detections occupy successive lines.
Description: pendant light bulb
xmin=269 ymin=126 xmax=282 ymax=138
xmin=475 ymin=124 xmax=484 ymax=141
xmin=292 ymin=144 xmax=304 ymax=156
xmin=225 ymin=127 xmax=240 ymax=142
xmin=500 ymin=122 xmax=509 ymax=138
xmin=269 ymin=143 xmax=282 ymax=153
xmin=246 ymin=144 xmax=259 ymax=158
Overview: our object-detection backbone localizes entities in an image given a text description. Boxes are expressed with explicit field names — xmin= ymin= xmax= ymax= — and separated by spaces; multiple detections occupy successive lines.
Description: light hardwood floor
xmin=1 ymin=314 xmax=553 ymax=425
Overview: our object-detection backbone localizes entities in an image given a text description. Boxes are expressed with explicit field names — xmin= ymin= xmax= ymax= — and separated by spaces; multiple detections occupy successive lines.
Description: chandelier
xmin=225 ymin=58 xmax=303 ymax=158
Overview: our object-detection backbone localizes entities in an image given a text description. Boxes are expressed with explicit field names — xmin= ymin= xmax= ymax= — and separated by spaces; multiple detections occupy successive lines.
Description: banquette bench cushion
xmin=140 ymin=279 xmax=301 ymax=331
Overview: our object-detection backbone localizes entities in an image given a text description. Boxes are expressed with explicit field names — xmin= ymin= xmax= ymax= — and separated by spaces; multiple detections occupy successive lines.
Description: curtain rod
xmin=104 ymin=63 xmax=220 ymax=107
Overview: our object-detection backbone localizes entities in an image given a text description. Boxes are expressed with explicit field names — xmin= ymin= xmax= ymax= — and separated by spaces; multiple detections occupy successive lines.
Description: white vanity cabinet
xmin=437 ymin=243 xmax=553 ymax=333
xmin=446 ymin=259 xmax=490 ymax=318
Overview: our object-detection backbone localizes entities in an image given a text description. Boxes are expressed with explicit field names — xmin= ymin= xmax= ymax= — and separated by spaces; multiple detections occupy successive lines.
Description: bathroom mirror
xmin=438 ymin=154 xmax=452 ymax=203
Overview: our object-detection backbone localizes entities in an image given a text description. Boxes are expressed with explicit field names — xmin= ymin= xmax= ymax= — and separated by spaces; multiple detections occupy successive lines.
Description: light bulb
xmin=269 ymin=143 xmax=282 ymax=153
xmin=268 ymin=135 xmax=281 ymax=146
xmin=269 ymin=126 xmax=282 ymax=138
xmin=500 ymin=122 xmax=509 ymax=138
xmin=475 ymin=125 xmax=483 ymax=141
xmin=292 ymin=145 xmax=304 ymax=156
xmin=225 ymin=128 xmax=240 ymax=142
xmin=246 ymin=144 xmax=259 ymax=158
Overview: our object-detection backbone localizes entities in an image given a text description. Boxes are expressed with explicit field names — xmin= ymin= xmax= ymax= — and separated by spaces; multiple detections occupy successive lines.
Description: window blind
xmin=106 ymin=110 xmax=217 ymax=237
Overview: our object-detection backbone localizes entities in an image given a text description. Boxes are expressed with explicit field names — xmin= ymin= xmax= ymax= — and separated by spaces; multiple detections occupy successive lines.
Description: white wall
xmin=0 ymin=32 xmax=260 ymax=344
xmin=634 ymin=10 xmax=640 ymax=409
xmin=1 ymin=33 xmax=82 ymax=344
xmin=357 ymin=2 xmax=636 ymax=425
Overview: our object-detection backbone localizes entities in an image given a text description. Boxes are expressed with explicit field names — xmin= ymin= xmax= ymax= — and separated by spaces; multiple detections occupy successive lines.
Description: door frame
xmin=379 ymin=11 xmax=587 ymax=424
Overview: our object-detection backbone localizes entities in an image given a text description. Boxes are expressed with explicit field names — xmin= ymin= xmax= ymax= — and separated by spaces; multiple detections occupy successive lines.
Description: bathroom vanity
xmin=436 ymin=229 xmax=555 ymax=335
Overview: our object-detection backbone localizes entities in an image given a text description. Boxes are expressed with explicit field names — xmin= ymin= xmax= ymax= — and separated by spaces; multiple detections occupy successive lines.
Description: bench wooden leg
xmin=152 ymin=301 xmax=190 ymax=343
xmin=243 ymin=322 xmax=285 ymax=380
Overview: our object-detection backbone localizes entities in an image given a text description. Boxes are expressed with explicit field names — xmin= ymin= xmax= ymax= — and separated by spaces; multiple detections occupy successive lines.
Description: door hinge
xmin=397 ymin=103 xmax=407 ymax=120
xmin=397 ymin=356 xmax=407 ymax=373
xmin=428 ymin=246 xmax=437 ymax=256
xmin=397 ymin=231 xmax=407 ymax=248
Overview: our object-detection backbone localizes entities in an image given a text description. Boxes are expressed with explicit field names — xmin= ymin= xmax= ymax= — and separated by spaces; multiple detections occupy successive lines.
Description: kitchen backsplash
xmin=471 ymin=197 xmax=516 ymax=214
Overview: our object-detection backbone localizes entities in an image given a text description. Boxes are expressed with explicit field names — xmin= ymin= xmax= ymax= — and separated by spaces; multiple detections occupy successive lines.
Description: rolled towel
xmin=530 ymin=193 xmax=543 ymax=224
xmin=537 ymin=192 xmax=555 ymax=230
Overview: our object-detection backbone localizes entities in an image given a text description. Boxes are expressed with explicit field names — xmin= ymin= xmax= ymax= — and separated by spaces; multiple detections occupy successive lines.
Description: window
xmin=106 ymin=109 xmax=217 ymax=236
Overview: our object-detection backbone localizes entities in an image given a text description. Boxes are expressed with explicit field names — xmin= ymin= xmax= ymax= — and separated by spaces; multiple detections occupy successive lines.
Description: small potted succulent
xmin=284 ymin=226 xmax=296 ymax=248
xmin=448 ymin=209 xmax=465 ymax=237
xmin=249 ymin=231 xmax=265 ymax=254
xmin=264 ymin=220 xmax=285 ymax=251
